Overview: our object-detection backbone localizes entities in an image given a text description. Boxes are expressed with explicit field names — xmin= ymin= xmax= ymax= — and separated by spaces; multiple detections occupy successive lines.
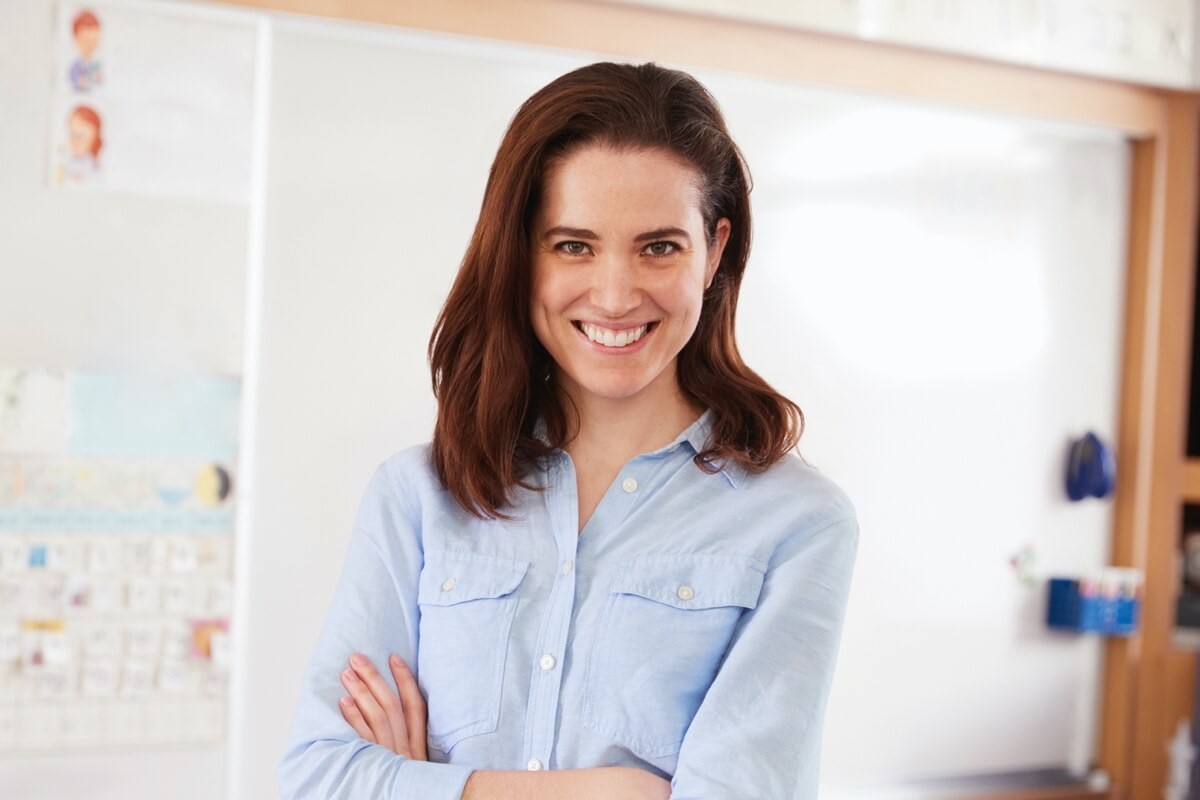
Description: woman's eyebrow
xmin=541 ymin=225 xmax=693 ymax=242
xmin=542 ymin=225 xmax=598 ymax=240
xmin=634 ymin=227 xmax=691 ymax=243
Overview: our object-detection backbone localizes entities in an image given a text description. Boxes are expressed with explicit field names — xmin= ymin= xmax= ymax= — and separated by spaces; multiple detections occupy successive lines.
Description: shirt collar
xmin=531 ymin=407 xmax=745 ymax=489
xmin=650 ymin=408 xmax=745 ymax=490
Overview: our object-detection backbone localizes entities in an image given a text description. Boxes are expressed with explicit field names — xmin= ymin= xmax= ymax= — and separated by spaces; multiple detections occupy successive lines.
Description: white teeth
xmin=580 ymin=322 xmax=649 ymax=348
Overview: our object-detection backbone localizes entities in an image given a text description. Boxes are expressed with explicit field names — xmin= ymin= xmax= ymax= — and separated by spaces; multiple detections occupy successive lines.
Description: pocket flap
xmin=418 ymin=551 xmax=529 ymax=607
xmin=611 ymin=556 xmax=766 ymax=610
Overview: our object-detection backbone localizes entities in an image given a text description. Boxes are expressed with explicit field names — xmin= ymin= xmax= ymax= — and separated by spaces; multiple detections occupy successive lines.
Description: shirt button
xmin=527 ymin=758 xmax=542 ymax=771
xmin=562 ymin=560 xmax=574 ymax=576
xmin=440 ymin=578 xmax=456 ymax=592
xmin=539 ymin=654 xmax=556 ymax=671
xmin=676 ymin=584 xmax=695 ymax=601
xmin=621 ymin=477 xmax=638 ymax=493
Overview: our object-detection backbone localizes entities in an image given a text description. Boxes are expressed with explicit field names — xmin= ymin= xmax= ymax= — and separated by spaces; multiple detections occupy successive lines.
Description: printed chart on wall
xmin=46 ymin=0 xmax=258 ymax=202
xmin=0 ymin=368 xmax=239 ymax=750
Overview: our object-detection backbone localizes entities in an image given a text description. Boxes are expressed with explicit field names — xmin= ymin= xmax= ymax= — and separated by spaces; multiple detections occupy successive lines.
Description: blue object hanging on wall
xmin=1065 ymin=432 xmax=1116 ymax=501
xmin=1046 ymin=576 xmax=1139 ymax=635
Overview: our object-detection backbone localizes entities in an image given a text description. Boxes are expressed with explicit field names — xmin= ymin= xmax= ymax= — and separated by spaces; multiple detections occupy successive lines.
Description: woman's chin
xmin=563 ymin=370 xmax=679 ymax=407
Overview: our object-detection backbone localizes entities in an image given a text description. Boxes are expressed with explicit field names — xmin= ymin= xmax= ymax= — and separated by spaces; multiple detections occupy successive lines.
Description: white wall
xmin=0 ymin=0 xmax=248 ymax=378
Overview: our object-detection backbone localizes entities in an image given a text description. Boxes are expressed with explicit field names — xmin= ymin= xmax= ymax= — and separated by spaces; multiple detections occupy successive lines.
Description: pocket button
xmin=440 ymin=577 xmax=456 ymax=592
xmin=676 ymin=584 xmax=695 ymax=601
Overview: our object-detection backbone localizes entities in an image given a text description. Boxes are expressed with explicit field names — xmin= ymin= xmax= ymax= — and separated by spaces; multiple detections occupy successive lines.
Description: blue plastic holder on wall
xmin=1065 ymin=432 xmax=1116 ymax=501
xmin=1046 ymin=577 xmax=1140 ymax=636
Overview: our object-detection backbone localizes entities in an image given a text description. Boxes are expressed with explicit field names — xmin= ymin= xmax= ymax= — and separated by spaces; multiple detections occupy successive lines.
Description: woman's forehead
xmin=537 ymin=146 xmax=704 ymax=230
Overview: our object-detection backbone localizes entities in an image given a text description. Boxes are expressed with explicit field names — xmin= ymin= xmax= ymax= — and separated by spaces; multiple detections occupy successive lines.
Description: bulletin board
xmin=0 ymin=368 xmax=239 ymax=750
xmin=0 ymin=0 xmax=260 ymax=792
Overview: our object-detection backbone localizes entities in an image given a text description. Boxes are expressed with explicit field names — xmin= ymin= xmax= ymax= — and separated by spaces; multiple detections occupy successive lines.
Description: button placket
xmin=521 ymin=457 xmax=580 ymax=774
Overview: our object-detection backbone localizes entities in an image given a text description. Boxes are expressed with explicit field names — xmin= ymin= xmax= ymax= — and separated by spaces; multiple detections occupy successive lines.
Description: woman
xmin=279 ymin=61 xmax=857 ymax=800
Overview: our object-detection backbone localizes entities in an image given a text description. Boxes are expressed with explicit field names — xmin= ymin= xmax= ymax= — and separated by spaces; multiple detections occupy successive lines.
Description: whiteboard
xmin=713 ymin=72 xmax=1126 ymax=792
xmin=237 ymin=16 xmax=1128 ymax=799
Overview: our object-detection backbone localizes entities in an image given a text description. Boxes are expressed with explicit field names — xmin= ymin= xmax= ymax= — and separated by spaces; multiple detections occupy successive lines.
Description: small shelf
xmin=1184 ymin=459 xmax=1200 ymax=503
xmin=1174 ymin=626 xmax=1200 ymax=650
xmin=970 ymin=789 xmax=1108 ymax=800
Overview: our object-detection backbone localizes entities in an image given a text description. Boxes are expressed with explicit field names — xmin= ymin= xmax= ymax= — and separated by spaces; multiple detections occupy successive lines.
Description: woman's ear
xmin=705 ymin=218 xmax=732 ymax=289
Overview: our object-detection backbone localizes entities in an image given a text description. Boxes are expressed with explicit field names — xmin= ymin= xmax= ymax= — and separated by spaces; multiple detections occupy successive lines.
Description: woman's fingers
xmin=340 ymin=661 xmax=395 ymax=752
xmin=389 ymin=654 xmax=427 ymax=761
xmin=338 ymin=695 xmax=375 ymax=743
xmin=348 ymin=653 xmax=410 ymax=757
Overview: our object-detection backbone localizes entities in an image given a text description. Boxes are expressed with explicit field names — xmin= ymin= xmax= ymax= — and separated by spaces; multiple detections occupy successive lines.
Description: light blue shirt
xmin=279 ymin=410 xmax=858 ymax=799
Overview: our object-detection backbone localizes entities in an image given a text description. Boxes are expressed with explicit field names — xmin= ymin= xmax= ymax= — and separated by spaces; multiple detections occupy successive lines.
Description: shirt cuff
xmin=397 ymin=760 xmax=474 ymax=800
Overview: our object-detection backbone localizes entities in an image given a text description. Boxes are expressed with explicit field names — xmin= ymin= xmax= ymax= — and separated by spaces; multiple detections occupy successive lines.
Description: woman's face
xmin=530 ymin=145 xmax=730 ymax=410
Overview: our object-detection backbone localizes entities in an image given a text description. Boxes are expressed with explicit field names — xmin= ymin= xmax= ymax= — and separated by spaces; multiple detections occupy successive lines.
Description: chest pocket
xmin=417 ymin=551 xmax=528 ymax=753
xmin=582 ymin=555 xmax=766 ymax=762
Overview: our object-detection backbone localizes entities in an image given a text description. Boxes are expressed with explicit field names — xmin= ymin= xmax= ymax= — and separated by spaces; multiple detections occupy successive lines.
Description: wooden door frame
xmin=210 ymin=0 xmax=1200 ymax=795
xmin=1105 ymin=95 xmax=1198 ymax=799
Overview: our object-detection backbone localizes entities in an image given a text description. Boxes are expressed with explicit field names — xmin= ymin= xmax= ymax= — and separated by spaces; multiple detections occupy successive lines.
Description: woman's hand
xmin=339 ymin=652 xmax=427 ymax=760
xmin=462 ymin=767 xmax=671 ymax=800
xmin=339 ymin=655 xmax=670 ymax=800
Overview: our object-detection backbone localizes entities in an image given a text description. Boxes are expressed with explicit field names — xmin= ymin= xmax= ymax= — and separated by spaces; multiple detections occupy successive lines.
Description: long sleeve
xmin=277 ymin=459 xmax=474 ymax=800
xmin=668 ymin=513 xmax=859 ymax=800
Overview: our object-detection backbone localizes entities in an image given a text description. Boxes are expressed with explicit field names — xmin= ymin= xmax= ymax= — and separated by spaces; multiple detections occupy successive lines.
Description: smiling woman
xmin=278 ymin=61 xmax=858 ymax=800
xmin=529 ymin=146 xmax=731 ymax=525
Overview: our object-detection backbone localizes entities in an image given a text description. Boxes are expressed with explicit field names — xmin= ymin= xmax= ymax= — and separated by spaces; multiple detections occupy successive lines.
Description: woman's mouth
xmin=574 ymin=321 xmax=656 ymax=348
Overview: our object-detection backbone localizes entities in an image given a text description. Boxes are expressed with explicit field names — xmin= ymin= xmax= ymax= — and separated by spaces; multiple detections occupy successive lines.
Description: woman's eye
xmin=558 ymin=241 xmax=589 ymax=256
xmin=644 ymin=241 xmax=677 ymax=257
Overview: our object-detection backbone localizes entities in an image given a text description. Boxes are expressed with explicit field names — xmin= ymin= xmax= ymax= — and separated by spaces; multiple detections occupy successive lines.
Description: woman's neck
xmin=560 ymin=377 xmax=703 ymax=469
xmin=555 ymin=371 xmax=704 ymax=532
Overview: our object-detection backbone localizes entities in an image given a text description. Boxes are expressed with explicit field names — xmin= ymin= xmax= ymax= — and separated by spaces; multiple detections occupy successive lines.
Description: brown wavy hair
xmin=429 ymin=61 xmax=803 ymax=518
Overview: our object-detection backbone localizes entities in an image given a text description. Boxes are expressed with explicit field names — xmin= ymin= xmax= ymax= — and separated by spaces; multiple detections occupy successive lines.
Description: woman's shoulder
xmin=378 ymin=441 xmax=435 ymax=476
xmin=351 ymin=441 xmax=479 ymax=533
xmin=742 ymin=451 xmax=857 ymax=536
xmin=361 ymin=442 xmax=440 ymax=508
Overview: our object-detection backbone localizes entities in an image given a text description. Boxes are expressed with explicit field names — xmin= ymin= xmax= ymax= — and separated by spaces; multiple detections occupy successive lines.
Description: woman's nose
xmin=590 ymin=255 xmax=639 ymax=315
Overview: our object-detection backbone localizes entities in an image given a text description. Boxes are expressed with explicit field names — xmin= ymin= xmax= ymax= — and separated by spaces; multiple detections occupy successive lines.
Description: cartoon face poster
xmin=69 ymin=8 xmax=104 ymax=93
xmin=61 ymin=102 xmax=104 ymax=184
xmin=48 ymin=1 xmax=258 ymax=202
xmin=53 ymin=5 xmax=107 ymax=188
